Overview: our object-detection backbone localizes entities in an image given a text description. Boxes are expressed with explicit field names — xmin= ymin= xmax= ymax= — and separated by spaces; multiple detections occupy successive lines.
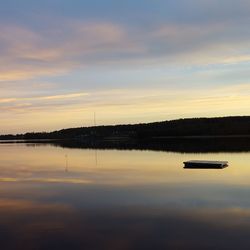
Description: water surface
xmin=0 ymin=142 xmax=250 ymax=249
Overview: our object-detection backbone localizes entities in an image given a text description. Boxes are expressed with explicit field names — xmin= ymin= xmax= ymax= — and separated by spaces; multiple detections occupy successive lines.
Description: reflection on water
xmin=52 ymin=136 xmax=250 ymax=153
xmin=1 ymin=142 xmax=250 ymax=249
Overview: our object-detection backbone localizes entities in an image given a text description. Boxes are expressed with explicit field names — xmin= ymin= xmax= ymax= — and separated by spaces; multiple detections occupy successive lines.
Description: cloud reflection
xmin=0 ymin=197 xmax=250 ymax=250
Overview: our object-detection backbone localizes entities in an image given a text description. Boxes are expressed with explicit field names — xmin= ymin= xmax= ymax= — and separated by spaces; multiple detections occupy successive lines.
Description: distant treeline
xmin=2 ymin=116 xmax=250 ymax=140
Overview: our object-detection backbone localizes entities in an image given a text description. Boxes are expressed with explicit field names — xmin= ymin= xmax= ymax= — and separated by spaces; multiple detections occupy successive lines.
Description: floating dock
xmin=184 ymin=160 xmax=228 ymax=169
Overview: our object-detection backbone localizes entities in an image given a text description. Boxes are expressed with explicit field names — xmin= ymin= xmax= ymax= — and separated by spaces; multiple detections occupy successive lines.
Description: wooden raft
xmin=184 ymin=160 xmax=228 ymax=169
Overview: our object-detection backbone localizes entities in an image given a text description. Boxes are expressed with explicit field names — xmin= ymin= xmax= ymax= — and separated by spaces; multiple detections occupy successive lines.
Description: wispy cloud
xmin=1 ymin=1 xmax=250 ymax=132
xmin=2 ymin=84 xmax=250 ymax=133
xmin=1 ymin=15 xmax=250 ymax=82
xmin=0 ymin=21 xmax=138 ymax=81
xmin=0 ymin=92 xmax=89 ymax=104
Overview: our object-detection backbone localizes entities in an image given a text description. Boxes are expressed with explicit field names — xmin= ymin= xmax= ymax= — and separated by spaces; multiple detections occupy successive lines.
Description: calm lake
xmin=1 ymin=141 xmax=250 ymax=249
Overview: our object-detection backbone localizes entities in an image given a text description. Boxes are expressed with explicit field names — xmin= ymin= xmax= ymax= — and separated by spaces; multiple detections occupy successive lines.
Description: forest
xmin=1 ymin=116 xmax=250 ymax=140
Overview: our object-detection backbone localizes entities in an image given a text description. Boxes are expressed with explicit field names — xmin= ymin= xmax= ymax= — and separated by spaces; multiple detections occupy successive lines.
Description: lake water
xmin=1 ymin=142 xmax=250 ymax=249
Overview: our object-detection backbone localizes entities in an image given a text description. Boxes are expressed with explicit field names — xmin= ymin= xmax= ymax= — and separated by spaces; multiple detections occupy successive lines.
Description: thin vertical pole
xmin=94 ymin=112 xmax=96 ymax=127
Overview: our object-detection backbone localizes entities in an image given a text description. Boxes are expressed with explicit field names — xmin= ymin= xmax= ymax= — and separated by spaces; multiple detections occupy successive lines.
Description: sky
xmin=1 ymin=0 xmax=250 ymax=133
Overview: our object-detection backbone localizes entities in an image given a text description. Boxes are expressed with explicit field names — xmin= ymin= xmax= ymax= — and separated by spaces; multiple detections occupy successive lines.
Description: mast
xmin=94 ymin=112 xmax=96 ymax=127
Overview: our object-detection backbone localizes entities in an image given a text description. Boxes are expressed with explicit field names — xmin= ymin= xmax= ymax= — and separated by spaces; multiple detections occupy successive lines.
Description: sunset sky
xmin=1 ymin=0 xmax=250 ymax=133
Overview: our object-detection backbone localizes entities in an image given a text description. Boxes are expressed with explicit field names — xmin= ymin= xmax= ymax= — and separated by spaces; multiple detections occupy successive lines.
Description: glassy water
xmin=1 ymin=142 xmax=250 ymax=249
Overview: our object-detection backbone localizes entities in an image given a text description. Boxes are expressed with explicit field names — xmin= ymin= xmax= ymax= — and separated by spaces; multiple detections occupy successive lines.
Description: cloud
xmin=0 ymin=21 xmax=140 ymax=81
xmin=2 ymin=84 xmax=250 ymax=133
xmin=0 ymin=92 xmax=89 ymax=103
xmin=1 ymin=14 xmax=250 ymax=83
xmin=1 ymin=1 xmax=250 ymax=132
